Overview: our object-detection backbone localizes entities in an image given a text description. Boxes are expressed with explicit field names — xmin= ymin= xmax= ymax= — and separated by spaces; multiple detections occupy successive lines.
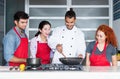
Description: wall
xmin=113 ymin=19 xmax=120 ymax=50
xmin=6 ymin=0 xmax=24 ymax=33
xmin=0 ymin=0 xmax=5 ymax=65
xmin=113 ymin=0 xmax=120 ymax=50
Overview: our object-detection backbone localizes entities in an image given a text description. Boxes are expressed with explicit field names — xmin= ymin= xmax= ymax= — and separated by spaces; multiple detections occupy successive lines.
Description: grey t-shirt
xmin=86 ymin=41 xmax=117 ymax=62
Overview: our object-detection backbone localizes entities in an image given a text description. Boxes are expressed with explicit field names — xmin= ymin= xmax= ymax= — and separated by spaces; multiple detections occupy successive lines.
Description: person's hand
xmin=78 ymin=54 xmax=83 ymax=58
xmin=56 ymin=44 xmax=63 ymax=53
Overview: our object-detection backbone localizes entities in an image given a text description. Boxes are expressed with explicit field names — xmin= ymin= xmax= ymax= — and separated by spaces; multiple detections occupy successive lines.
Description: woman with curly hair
xmin=86 ymin=24 xmax=118 ymax=66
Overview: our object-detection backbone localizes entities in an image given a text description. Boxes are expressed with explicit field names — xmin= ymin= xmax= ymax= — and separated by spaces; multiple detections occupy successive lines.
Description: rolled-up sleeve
xmin=3 ymin=34 xmax=16 ymax=62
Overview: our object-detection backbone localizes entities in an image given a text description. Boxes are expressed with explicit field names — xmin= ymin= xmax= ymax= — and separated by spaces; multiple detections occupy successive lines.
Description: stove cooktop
xmin=25 ymin=64 xmax=83 ymax=71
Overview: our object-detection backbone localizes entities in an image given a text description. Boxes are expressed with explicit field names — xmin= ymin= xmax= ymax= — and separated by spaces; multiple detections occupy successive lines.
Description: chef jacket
xmin=48 ymin=25 xmax=86 ymax=64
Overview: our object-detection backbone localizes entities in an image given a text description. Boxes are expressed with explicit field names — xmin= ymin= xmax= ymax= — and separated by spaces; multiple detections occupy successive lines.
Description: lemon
xmin=19 ymin=64 xmax=25 ymax=71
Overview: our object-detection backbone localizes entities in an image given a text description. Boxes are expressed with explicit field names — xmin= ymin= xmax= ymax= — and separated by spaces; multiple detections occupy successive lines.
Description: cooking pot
xmin=27 ymin=58 xmax=41 ymax=67
xmin=59 ymin=57 xmax=83 ymax=65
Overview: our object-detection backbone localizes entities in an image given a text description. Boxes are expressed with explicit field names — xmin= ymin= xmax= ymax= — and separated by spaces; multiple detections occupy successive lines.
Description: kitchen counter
xmin=0 ymin=66 xmax=120 ymax=79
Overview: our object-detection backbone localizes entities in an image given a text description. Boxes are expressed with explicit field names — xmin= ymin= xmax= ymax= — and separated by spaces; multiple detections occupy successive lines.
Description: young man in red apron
xmin=9 ymin=27 xmax=28 ymax=66
xmin=3 ymin=11 xmax=29 ymax=66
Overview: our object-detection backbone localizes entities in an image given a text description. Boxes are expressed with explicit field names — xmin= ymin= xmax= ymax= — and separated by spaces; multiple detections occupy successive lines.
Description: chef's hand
xmin=56 ymin=44 xmax=63 ymax=53
xmin=78 ymin=54 xmax=83 ymax=58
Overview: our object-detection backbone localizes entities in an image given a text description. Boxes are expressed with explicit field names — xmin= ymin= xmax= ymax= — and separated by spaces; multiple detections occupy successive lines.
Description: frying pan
xmin=27 ymin=58 xmax=41 ymax=67
xmin=59 ymin=57 xmax=83 ymax=65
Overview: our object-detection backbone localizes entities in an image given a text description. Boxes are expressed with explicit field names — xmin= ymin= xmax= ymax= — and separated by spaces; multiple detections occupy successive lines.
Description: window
xmin=25 ymin=0 xmax=112 ymax=45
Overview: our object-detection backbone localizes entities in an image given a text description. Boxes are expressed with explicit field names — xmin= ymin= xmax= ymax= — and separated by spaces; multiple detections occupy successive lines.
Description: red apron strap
xmin=102 ymin=43 xmax=107 ymax=55
xmin=13 ymin=27 xmax=21 ymax=38
xmin=92 ymin=42 xmax=107 ymax=55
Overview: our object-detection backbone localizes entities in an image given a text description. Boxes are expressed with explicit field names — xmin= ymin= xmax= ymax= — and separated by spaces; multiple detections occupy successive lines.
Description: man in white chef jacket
xmin=48 ymin=8 xmax=86 ymax=64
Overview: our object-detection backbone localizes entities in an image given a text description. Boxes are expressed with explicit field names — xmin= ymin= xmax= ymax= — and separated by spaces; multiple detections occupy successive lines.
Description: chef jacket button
xmin=62 ymin=36 xmax=64 ymax=38
xmin=70 ymin=45 xmax=72 ymax=47
xmin=69 ymin=53 xmax=71 ymax=55
xmin=72 ymin=38 xmax=74 ymax=40
xmin=74 ymin=31 xmax=76 ymax=33
xmin=63 ymin=29 xmax=65 ymax=31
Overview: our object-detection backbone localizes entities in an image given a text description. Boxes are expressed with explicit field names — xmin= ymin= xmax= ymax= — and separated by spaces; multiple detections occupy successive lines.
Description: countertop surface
xmin=0 ymin=66 xmax=120 ymax=72
xmin=0 ymin=66 xmax=120 ymax=79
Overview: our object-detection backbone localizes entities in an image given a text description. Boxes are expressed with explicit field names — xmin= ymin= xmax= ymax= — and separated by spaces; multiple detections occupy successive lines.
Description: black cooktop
xmin=25 ymin=64 xmax=83 ymax=71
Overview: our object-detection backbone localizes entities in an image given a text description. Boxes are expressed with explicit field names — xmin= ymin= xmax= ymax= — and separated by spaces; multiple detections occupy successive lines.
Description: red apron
xmin=36 ymin=41 xmax=51 ymax=64
xmin=90 ymin=42 xmax=110 ymax=66
xmin=9 ymin=27 xmax=28 ymax=66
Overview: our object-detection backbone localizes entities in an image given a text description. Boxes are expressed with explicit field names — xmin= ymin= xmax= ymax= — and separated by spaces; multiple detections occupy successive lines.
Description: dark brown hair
xmin=14 ymin=11 xmax=29 ymax=21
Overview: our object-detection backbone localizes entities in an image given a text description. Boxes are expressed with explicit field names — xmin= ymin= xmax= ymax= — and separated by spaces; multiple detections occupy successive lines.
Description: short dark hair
xmin=65 ymin=8 xmax=76 ymax=19
xmin=14 ymin=11 xmax=29 ymax=21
